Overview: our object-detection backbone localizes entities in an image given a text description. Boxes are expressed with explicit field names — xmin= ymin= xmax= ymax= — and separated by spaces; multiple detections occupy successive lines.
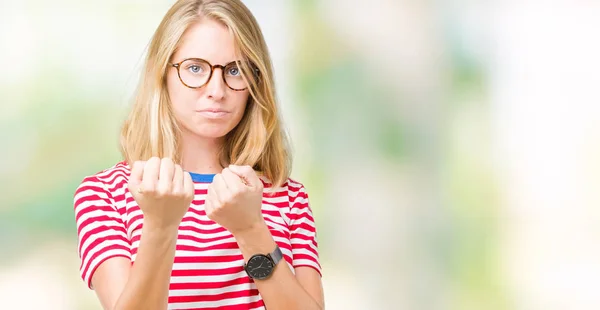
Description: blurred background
xmin=1 ymin=0 xmax=600 ymax=309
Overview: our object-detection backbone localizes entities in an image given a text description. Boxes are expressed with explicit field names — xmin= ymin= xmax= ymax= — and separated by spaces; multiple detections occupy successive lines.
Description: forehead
xmin=174 ymin=18 xmax=238 ymax=64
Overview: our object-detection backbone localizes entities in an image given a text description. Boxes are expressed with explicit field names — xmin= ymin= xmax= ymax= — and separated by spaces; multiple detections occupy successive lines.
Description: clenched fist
xmin=128 ymin=157 xmax=195 ymax=229
xmin=205 ymin=165 xmax=264 ymax=235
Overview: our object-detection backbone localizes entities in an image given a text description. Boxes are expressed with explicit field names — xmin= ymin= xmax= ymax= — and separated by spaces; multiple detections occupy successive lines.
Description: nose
xmin=205 ymin=67 xmax=226 ymax=100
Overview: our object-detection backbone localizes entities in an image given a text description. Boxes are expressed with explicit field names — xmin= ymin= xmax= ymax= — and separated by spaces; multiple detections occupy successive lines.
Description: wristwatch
xmin=244 ymin=245 xmax=283 ymax=280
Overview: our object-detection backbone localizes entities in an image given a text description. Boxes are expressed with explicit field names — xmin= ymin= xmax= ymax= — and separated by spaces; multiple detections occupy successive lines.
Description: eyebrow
xmin=174 ymin=57 xmax=246 ymax=65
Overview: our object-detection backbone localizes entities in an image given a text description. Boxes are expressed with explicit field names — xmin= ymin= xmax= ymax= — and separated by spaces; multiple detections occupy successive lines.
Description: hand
xmin=128 ymin=157 xmax=195 ymax=229
xmin=205 ymin=165 xmax=265 ymax=235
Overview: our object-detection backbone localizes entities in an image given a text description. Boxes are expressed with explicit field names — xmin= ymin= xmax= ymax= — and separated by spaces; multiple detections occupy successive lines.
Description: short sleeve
xmin=74 ymin=175 xmax=132 ymax=289
xmin=288 ymin=182 xmax=322 ymax=276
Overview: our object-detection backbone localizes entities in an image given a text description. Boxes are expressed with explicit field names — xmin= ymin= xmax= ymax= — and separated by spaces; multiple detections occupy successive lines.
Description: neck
xmin=179 ymin=132 xmax=225 ymax=174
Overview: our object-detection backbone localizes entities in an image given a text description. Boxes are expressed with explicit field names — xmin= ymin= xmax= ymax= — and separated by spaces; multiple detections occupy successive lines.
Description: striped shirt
xmin=73 ymin=161 xmax=321 ymax=309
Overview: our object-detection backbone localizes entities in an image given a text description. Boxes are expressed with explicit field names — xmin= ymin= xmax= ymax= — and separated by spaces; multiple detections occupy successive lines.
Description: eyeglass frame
xmin=169 ymin=58 xmax=260 ymax=91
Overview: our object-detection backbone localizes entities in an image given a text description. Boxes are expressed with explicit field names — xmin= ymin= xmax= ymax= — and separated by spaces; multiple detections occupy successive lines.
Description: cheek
xmin=233 ymin=93 xmax=250 ymax=118
xmin=228 ymin=98 xmax=248 ymax=127
xmin=167 ymin=73 xmax=194 ymax=113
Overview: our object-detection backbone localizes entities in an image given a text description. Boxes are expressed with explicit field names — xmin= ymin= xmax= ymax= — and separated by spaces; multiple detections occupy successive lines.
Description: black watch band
xmin=244 ymin=245 xmax=283 ymax=280
xmin=269 ymin=244 xmax=283 ymax=265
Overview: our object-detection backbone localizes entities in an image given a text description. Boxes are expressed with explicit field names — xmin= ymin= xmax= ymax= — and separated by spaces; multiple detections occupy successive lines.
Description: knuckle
xmin=232 ymin=187 xmax=244 ymax=197
xmin=156 ymin=185 xmax=170 ymax=197
xmin=171 ymin=188 xmax=182 ymax=197
xmin=188 ymin=192 xmax=195 ymax=200
xmin=144 ymin=183 xmax=156 ymax=192
xmin=221 ymin=192 xmax=232 ymax=203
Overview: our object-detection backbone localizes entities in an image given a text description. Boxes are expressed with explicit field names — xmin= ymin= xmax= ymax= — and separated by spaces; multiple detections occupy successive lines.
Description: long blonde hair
xmin=120 ymin=0 xmax=291 ymax=188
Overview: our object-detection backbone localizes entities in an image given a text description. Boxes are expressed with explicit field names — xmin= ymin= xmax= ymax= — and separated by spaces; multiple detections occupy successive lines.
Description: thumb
xmin=228 ymin=165 xmax=259 ymax=187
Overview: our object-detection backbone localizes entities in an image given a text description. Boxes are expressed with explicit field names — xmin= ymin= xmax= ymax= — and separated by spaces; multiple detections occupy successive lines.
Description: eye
xmin=187 ymin=65 xmax=203 ymax=74
xmin=226 ymin=65 xmax=241 ymax=76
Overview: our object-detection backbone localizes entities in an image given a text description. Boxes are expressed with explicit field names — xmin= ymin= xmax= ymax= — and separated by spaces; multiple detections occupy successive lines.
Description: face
xmin=167 ymin=18 xmax=250 ymax=141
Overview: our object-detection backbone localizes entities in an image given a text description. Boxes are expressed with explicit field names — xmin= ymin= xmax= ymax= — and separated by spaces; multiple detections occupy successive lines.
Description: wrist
xmin=232 ymin=220 xmax=268 ymax=240
xmin=142 ymin=219 xmax=180 ymax=236
xmin=233 ymin=220 xmax=277 ymax=258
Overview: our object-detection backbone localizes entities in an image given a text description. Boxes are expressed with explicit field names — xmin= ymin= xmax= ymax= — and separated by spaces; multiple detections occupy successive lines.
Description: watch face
xmin=245 ymin=255 xmax=274 ymax=280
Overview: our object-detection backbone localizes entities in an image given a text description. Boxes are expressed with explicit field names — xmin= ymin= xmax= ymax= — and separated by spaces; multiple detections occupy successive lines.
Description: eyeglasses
xmin=169 ymin=58 xmax=259 ymax=91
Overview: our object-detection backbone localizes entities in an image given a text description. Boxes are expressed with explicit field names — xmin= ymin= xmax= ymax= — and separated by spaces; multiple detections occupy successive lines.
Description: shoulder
xmin=75 ymin=161 xmax=131 ymax=197
xmin=285 ymin=178 xmax=307 ymax=193
xmin=261 ymin=176 xmax=310 ymax=206
xmin=260 ymin=176 xmax=307 ymax=193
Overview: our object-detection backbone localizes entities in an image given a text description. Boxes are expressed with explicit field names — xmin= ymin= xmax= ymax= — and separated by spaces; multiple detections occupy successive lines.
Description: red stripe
xmin=179 ymin=224 xmax=227 ymax=235
xmin=77 ymin=214 xmax=127 ymax=235
xmin=292 ymin=253 xmax=320 ymax=264
xmin=176 ymin=242 xmax=240 ymax=252
xmin=174 ymin=255 xmax=243 ymax=264
xmin=289 ymin=233 xmax=316 ymax=243
xmin=74 ymin=201 xmax=115 ymax=221
xmin=177 ymin=233 xmax=235 ymax=244
xmin=289 ymin=221 xmax=316 ymax=233
xmin=95 ymin=167 xmax=128 ymax=182
xmin=104 ymin=178 xmax=129 ymax=194
xmin=169 ymin=289 xmax=259 ymax=303
xmin=169 ymin=275 xmax=251 ymax=290
xmin=171 ymin=266 xmax=244 ymax=277
xmin=81 ymin=243 xmax=130 ymax=282
xmin=291 ymin=243 xmax=319 ymax=257
xmin=78 ymin=223 xmax=129 ymax=254
xmin=75 ymin=163 xmax=319 ymax=308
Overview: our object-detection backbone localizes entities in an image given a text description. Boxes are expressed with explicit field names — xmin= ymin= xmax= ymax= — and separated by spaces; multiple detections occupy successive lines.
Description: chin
xmin=192 ymin=125 xmax=236 ymax=139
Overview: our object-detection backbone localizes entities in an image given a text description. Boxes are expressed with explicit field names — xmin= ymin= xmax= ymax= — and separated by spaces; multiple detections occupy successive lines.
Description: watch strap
xmin=269 ymin=245 xmax=283 ymax=265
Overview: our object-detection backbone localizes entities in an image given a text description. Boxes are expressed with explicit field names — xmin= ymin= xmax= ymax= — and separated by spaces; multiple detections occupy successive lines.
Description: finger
xmin=142 ymin=157 xmax=161 ymax=192
xmin=204 ymin=188 xmax=219 ymax=218
xmin=172 ymin=165 xmax=183 ymax=192
xmin=157 ymin=158 xmax=175 ymax=194
xmin=183 ymin=171 xmax=195 ymax=199
xmin=221 ymin=168 xmax=244 ymax=193
xmin=212 ymin=174 xmax=228 ymax=203
xmin=129 ymin=161 xmax=146 ymax=185
xmin=228 ymin=165 xmax=260 ymax=187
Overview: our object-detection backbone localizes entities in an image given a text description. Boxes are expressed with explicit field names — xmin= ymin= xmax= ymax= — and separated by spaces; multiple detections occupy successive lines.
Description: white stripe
xmin=168 ymin=283 xmax=254 ymax=297
xmin=176 ymin=228 xmax=232 ymax=240
xmin=74 ymin=186 xmax=111 ymax=202
xmin=75 ymin=207 xmax=121 ymax=232
xmin=262 ymin=195 xmax=288 ymax=204
xmin=292 ymin=247 xmax=318 ymax=258
xmin=171 ymin=260 xmax=243 ymax=271
xmin=169 ymin=270 xmax=247 ymax=284
xmin=79 ymin=221 xmax=128 ymax=255
xmin=290 ymin=227 xmax=315 ymax=237
xmin=289 ymin=196 xmax=309 ymax=206
xmin=174 ymin=249 xmax=242 ymax=257
xmin=293 ymin=259 xmax=321 ymax=271
xmin=167 ymin=295 xmax=263 ymax=309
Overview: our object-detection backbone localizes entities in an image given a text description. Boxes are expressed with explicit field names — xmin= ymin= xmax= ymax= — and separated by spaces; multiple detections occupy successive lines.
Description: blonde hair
xmin=120 ymin=0 xmax=291 ymax=188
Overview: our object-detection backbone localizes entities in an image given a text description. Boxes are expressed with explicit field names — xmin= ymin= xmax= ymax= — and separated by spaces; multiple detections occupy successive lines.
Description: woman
xmin=73 ymin=1 xmax=324 ymax=309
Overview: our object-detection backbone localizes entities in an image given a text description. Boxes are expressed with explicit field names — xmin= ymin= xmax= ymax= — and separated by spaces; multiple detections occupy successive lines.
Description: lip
xmin=198 ymin=108 xmax=228 ymax=113
xmin=196 ymin=109 xmax=230 ymax=119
